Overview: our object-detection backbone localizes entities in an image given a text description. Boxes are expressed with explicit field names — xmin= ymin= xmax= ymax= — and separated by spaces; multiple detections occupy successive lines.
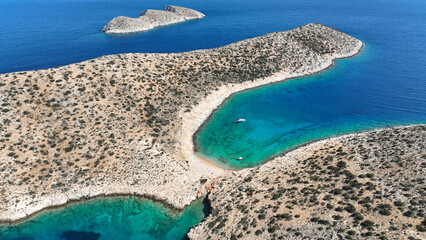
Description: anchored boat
xmin=233 ymin=118 xmax=246 ymax=123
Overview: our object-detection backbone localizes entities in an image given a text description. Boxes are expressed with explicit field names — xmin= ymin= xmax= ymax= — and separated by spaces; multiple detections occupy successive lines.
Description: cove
xmin=0 ymin=0 xmax=425 ymax=237
xmin=0 ymin=197 xmax=208 ymax=240
xmin=195 ymin=44 xmax=426 ymax=169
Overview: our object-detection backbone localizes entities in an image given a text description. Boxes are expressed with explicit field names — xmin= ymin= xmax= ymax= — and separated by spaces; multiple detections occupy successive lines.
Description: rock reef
xmin=101 ymin=5 xmax=205 ymax=34
xmin=189 ymin=125 xmax=426 ymax=240
xmin=0 ymin=23 xmax=362 ymax=223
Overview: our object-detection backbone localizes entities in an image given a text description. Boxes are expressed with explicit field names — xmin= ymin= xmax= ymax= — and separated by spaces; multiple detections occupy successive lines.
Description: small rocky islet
xmin=101 ymin=5 xmax=205 ymax=34
xmin=0 ymin=22 xmax=424 ymax=239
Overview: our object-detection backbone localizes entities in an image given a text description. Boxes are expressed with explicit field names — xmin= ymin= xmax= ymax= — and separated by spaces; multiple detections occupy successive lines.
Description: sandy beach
xmin=0 ymin=23 xmax=363 ymax=223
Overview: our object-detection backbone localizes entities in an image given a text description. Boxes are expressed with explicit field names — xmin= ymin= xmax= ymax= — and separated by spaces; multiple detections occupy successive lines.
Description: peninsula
xmin=0 ymin=24 xmax=362 ymax=223
xmin=189 ymin=125 xmax=426 ymax=239
xmin=101 ymin=5 xmax=205 ymax=34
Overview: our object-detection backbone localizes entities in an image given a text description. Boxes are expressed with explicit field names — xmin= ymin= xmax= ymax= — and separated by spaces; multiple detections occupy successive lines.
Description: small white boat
xmin=237 ymin=157 xmax=243 ymax=160
xmin=233 ymin=118 xmax=246 ymax=123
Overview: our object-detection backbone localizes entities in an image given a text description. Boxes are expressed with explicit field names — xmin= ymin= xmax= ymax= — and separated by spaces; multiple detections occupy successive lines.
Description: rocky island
xmin=101 ymin=5 xmax=205 ymax=34
xmin=0 ymin=22 xmax=424 ymax=239
xmin=0 ymin=23 xmax=363 ymax=223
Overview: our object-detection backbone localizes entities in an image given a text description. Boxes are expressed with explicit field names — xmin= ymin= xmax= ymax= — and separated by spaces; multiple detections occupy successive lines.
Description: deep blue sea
xmin=0 ymin=0 xmax=425 ymax=239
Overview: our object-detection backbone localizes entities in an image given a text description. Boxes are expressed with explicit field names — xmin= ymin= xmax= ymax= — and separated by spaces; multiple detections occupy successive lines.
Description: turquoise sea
xmin=194 ymin=1 xmax=426 ymax=169
xmin=195 ymin=44 xmax=426 ymax=169
xmin=0 ymin=0 xmax=425 ymax=238
xmin=0 ymin=197 xmax=207 ymax=240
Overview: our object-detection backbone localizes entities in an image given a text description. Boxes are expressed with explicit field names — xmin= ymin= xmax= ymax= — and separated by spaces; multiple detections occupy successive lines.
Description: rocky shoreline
xmin=0 ymin=23 xmax=362 ymax=223
xmin=189 ymin=125 xmax=426 ymax=240
xmin=101 ymin=5 xmax=205 ymax=34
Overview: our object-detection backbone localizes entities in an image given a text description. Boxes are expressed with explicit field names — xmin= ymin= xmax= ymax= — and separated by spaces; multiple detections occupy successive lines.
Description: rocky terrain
xmin=189 ymin=125 xmax=426 ymax=240
xmin=101 ymin=5 xmax=205 ymax=34
xmin=0 ymin=23 xmax=362 ymax=222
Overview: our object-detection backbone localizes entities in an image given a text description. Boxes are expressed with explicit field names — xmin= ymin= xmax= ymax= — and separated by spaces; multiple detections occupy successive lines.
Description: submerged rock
xmin=61 ymin=231 xmax=100 ymax=240
xmin=101 ymin=5 xmax=205 ymax=34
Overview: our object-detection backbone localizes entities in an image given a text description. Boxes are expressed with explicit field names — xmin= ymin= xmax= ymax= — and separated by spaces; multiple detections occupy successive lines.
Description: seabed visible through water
xmin=0 ymin=197 xmax=209 ymax=240
xmin=1 ymin=0 xmax=425 ymax=238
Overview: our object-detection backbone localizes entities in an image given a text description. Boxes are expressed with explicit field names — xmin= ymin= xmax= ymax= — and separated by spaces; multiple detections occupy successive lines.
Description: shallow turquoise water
xmin=0 ymin=197 xmax=207 ymax=240
xmin=0 ymin=0 xmax=425 ymax=237
xmin=196 ymin=43 xmax=426 ymax=169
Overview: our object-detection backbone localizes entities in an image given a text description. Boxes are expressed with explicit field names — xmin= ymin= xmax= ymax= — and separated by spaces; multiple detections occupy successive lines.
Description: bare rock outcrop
xmin=101 ymin=5 xmax=205 ymax=34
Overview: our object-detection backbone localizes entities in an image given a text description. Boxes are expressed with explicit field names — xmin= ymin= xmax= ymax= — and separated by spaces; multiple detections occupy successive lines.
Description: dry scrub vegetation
xmin=0 ymin=23 xmax=361 ymax=220
xmin=189 ymin=126 xmax=426 ymax=240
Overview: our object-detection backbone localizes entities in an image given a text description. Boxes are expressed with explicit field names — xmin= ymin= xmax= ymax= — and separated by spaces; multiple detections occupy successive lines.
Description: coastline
xmin=103 ymin=17 xmax=205 ymax=34
xmin=0 ymin=193 xmax=192 ymax=225
xmin=1 ymin=123 xmax=422 ymax=227
xmin=1 ymin=41 xmax=364 ymax=224
xmin=186 ymin=41 xmax=364 ymax=168
xmin=102 ymin=6 xmax=206 ymax=34
xmin=263 ymin=122 xmax=422 ymax=165
xmin=189 ymin=124 xmax=426 ymax=239
xmin=0 ymin=23 xmax=364 ymax=223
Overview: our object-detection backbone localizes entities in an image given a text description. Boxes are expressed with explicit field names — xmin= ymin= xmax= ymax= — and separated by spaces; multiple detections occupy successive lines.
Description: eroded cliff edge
xmin=0 ymin=23 xmax=362 ymax=222
xmin=101 ymin=5 xmax=205 ymax=34
xmin=189 ymin=125 xmax=426 ymax=240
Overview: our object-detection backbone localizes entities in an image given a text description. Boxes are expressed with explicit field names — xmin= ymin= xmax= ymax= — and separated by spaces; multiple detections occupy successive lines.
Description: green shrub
xmin=360 ymin=220 xmax=374 ymax=229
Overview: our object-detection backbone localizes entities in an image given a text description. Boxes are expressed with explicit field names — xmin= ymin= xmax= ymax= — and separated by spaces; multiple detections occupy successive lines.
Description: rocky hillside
xmin=101 ymin=5 xmax=205 ymax=34
xmin=189 ymin=125 xmax=426 ymax=240
xmin=0 ymin=23 xmax=362 ymax=222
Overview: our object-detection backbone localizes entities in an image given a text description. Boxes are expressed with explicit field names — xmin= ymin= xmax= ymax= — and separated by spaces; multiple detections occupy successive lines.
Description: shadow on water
xmin=181 ymin=195 xmax=212 ymax=240
xmin=201 ymin=195 xmax=212 ymax=219
xmin=61 ymin=231 xmax=100 ymax=240
xmin=0 ymin=0 xmax=425 ymax=238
